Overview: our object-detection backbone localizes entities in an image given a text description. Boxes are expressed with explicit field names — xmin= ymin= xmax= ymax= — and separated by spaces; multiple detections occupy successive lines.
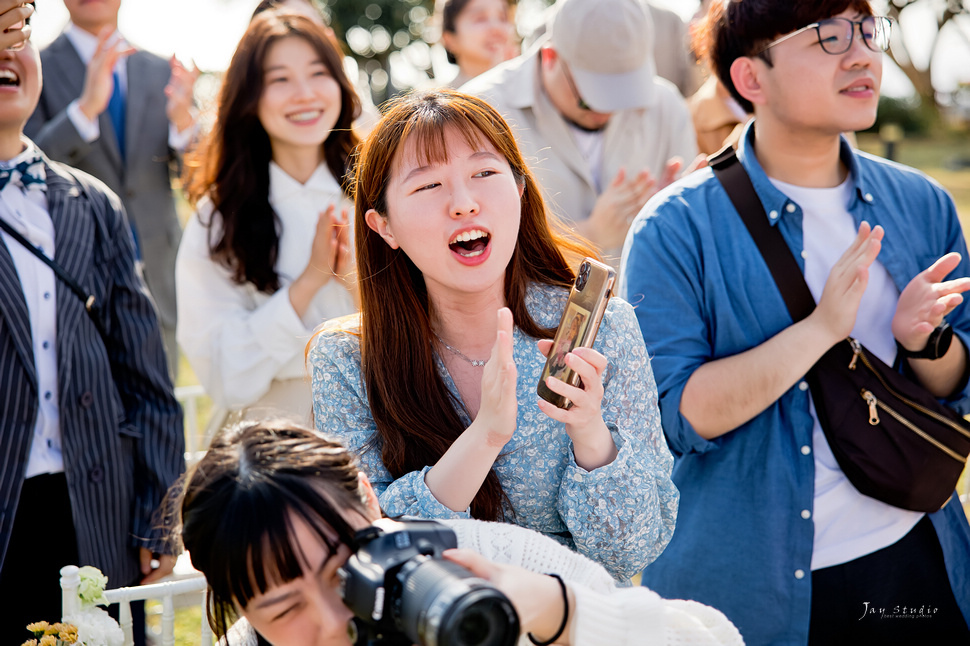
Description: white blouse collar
xmin=268 ymin=161 xmax=342 ymax=204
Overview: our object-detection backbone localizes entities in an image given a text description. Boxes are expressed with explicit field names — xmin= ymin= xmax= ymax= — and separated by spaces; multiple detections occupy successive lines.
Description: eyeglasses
xmin=560 ymin=61 xmax=592 ymax=112
xmin=756 ymin=15 xmax=893 ymax=57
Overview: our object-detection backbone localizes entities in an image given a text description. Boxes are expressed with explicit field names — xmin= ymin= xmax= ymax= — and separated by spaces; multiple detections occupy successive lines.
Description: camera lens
xmin=576 ymin=262 xmax=590 ymax=291
xmin=453 ymin=597 xmax=514 ymax=645
xmin=398 ymin=558 xmax=519 ymax=646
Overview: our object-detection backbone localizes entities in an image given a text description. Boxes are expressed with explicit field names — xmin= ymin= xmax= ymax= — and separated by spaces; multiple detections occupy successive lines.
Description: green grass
xmin=146 ymin=602 xmax=207 ymax=645
xmin=856 ymin=132 xmax=970 ymax=229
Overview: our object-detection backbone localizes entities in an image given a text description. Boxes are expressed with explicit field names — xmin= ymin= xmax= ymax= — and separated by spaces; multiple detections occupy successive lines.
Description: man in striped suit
xmin=0 ymin=3 xmax=184 ymax=637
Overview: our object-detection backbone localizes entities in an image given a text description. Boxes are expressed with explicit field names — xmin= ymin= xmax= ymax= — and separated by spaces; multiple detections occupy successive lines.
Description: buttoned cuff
xmin=169 ymin=116 xmax=198 ymax=152
xmin=67 ymin=99 xmax=100 ymax=143
xmin=246 ymin=286 xmax=314 ymax=358
xmin=379 ymin=466 xmax=471 ymax=520
xmin=565 ymin=424 xmax=626 ymax=479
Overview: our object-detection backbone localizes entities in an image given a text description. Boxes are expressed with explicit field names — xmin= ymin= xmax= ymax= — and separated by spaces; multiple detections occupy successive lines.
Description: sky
xmin=29 ymin=0 xmax=970 ymax=99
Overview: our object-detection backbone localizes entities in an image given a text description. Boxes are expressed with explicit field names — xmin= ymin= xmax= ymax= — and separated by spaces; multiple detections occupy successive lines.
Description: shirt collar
xmin=497 ymin=45 xmax=541 ymax=110
xmin=268 ymin=161 xmax=342 ymax=203
xmin=65 ymin=23 xmax=125 ymax=65
xmin=736 ymin=119 xmax=875 ymax=226
xmin=0 ymin=140 xmax=43 ymax=169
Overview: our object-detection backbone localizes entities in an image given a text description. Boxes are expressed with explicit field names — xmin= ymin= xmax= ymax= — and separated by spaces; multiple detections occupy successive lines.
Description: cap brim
xmin=570 ymin=61 xmax=656 ymax=112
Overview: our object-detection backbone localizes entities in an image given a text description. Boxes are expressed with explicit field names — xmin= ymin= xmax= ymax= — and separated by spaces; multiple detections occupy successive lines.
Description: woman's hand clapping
xmin=476 ymin=307 xmax=518 ymax=448
xmin=308 ymin=204 xmax=348 ymax=279
xmin=424 ymin=308 xmax=518 ymax=512
xmin=289 ymin=203 xmax=352 ymax=317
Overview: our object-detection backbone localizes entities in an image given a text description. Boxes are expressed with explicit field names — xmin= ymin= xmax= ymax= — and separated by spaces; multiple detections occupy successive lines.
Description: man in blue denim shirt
xmin=620 ymin=1 xmax=970 ymax=644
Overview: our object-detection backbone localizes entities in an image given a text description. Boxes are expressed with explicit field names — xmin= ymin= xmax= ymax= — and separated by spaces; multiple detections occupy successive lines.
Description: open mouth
xmin=449 ymin=228 xmax=491 ymax=258
xmin=0 ymin=69 xmax=21 ymax=87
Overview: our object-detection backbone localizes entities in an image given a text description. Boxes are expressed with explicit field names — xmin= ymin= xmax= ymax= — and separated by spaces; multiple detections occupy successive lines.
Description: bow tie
xmin=0 ymin=157 xmax=46 ymax=193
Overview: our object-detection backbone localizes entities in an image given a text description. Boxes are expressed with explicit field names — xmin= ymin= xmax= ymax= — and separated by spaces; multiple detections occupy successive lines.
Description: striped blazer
xmin=0 ymin=150 xmax=185 ymax=586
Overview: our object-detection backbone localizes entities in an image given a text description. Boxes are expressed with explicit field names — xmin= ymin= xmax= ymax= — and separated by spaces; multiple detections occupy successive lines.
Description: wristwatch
xmin=896 ymin=321 xmax=954 ymax=361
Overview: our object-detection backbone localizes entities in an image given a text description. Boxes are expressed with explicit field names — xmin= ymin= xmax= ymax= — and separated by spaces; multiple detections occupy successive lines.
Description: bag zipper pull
xmin=848 ymin=338 xmax=862 ymax=370
xmin=862 ymin=389 xmax=880 ymax=425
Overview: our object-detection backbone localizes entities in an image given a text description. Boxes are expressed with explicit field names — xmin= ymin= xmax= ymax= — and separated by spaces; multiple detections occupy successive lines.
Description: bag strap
xmin=709 ymin=146 xmax=815 ymax=323
xmin=0 ymin=216 xmax=108 ymax=339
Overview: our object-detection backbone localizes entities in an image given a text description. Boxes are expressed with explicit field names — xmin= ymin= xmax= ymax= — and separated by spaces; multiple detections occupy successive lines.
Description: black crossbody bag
xmin=710 ymin=146 xmax=970 ymax=512
xmin=0 ymin=217 xmax=108 ymax=340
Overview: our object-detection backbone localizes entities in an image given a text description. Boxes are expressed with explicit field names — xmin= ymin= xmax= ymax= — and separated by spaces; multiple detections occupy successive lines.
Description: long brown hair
xmin=183 ymin=11 xmax=361 ymax=293
xmin=349 ymin=89 xmax=595 ymax=520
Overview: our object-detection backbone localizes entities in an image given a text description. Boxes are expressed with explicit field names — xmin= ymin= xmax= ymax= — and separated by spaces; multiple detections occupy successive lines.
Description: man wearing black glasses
xmin=621 ymin=1 xmax=970 ymax=644
xmin=462 ymin=0 xmax=696 ymax=268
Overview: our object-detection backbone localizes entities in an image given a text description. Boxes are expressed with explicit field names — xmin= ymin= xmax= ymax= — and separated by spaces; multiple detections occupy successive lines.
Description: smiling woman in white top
xmin=176 ymin=10 xmax=360 ymax=425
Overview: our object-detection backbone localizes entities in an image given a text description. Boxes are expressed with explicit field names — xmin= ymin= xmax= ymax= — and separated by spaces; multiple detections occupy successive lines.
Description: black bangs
xmin=176 ymin=421 xmax=371 ymax=638
xmin=232 ymin=479 xmax=359 ymax=609
xmin=183 ymin=471 xmax=361 ymax=634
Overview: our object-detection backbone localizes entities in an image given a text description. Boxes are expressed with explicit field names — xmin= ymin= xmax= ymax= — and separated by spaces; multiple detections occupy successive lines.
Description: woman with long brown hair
xmin=308 ymin=89 xmax=677 ymax=581
xmin=176 ymin=11 xmax=360 ymax=425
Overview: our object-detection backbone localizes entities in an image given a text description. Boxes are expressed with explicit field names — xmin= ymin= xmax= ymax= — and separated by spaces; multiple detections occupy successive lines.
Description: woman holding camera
xmin=176 ymin=11 xmax=360 ymax=425
xmin=307 ymin=89 xmax=676 ymax=581
xmin=176 ymin=421 xmax=742 ymax=645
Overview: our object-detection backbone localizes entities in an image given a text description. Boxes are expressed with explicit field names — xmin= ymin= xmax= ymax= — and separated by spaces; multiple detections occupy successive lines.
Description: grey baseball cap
xmin=549 ymin=0 xmax=657 ymax=112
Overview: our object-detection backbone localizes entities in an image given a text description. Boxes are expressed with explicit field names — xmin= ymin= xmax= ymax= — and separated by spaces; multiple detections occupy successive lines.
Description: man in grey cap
xmin=461 ymin=0 xmax=697 ymax=264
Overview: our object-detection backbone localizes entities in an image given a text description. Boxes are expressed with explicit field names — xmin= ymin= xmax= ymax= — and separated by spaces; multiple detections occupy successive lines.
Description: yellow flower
xmin=19 ymin=640 xmax=38 ymax=646
xmin=38 ymin=635 xmax=57 ymax=646
xmin=51 ymin=623 xmax=74 ymax=633
xmin=58 ymin=630 xmax=78 ymax=644
xmin=25 ymin=621 xmax=50 ymax=634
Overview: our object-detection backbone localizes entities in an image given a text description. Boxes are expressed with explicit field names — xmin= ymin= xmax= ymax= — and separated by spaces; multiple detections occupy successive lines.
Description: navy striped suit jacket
xmin=0 ymin=149 xmax=185 ymax=586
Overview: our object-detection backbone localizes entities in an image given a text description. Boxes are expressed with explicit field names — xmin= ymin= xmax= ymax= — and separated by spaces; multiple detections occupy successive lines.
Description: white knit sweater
xmin=443 ymin=519 xmax=744 ymax=646
xmin=224 ymin=518 xmax=745 ymax=645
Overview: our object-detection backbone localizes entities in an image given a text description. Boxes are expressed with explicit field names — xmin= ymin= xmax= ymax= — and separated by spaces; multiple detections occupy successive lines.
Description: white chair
xmin=60 ymin=565 xmax=212 ymax=646
xmin=175 ymin=383 xmax=212 ymax=464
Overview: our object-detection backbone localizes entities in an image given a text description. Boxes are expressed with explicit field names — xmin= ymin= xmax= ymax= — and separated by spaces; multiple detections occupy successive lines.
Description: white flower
xmin=76 ymin=566 xmax=109 ymax=609
xmin=63 ymin=608 xmax=123 ymax=646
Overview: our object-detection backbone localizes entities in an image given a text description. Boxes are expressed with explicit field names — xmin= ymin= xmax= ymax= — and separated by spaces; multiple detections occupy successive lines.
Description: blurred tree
xmin=314 ymin=0 xmax=436 ymax=105
xmin=876 ymin=0 xmax=969 ymax=114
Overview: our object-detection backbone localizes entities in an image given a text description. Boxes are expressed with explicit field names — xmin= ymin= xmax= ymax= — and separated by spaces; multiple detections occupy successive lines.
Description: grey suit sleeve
xmin=24 ymin=97 xmax=97 ymax=168
xmin=99 ymin=190 xmax=185 ymax=553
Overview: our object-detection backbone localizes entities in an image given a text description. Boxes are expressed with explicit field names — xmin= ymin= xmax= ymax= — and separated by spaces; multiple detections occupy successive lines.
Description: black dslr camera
xmin=340 ymin=518 xmax=520 ymax=646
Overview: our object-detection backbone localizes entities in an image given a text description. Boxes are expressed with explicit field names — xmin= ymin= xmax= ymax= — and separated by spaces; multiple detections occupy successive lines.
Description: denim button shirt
xmin=619 ymin=121 xmax=970 ymax=645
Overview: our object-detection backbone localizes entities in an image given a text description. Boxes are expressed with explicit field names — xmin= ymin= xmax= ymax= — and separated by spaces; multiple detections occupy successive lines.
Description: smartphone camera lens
xmin=575 ymin=262 xmax=590 ymax=292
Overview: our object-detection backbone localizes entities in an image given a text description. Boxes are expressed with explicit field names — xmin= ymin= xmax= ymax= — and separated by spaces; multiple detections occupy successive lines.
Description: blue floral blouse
xmin=308 ymin=283 xmax=678 ymax=580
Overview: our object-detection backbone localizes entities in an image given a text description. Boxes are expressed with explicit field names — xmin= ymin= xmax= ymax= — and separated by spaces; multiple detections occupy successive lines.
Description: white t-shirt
xmin=567 ymin=123 xmax=606 ymax=193
xmin=768 ymin=176 xmax=923 ymax=571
